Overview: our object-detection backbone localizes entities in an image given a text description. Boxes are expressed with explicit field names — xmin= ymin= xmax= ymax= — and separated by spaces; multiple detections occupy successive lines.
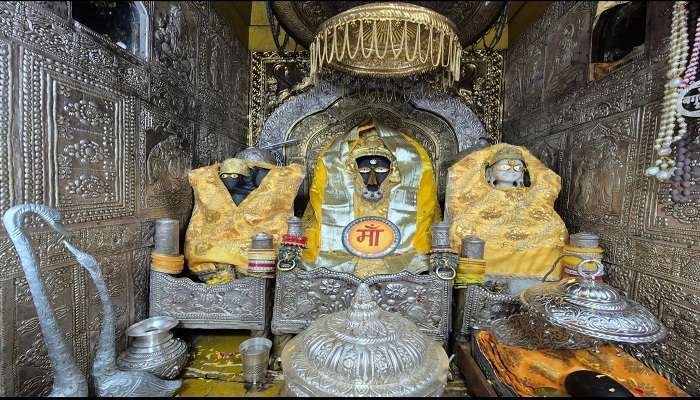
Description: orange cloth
xmin=477 ymin=331 xmax=687 ymax=397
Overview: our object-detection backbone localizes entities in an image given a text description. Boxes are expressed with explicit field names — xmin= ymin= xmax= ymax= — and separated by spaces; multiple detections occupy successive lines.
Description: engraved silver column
xmin=154 ymin=219 xmax=180 ymax=257
xmin=286 ymin=216 xmax=303 ymax=237
xmin=461 ymin=236 xmax=485 ymax=258
xmin=431 ymin=220 xmax=452 ymax=250
xmin=569 ymin=232 xmax=600 ymax=248
xmin=454 ymin=236 xmax=486 ymax=345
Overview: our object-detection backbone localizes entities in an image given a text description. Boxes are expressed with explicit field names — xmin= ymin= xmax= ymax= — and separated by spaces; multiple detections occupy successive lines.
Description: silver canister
xmin=239 ymin=337 xmax=272 ymax=384
xmin=251 ymin=232 xmax=274 ymax=250
xmin=570 ymin=232 xmax=600 ymax=249
xmin=431 ymin=221 xmax=452 ymax=250
xmin=154 ymin=219 xmax=180 ymax=257
xmin=461 ymin=236 xmax=485 ymax=259
xmin=286 ymin=216 xmax=304 ymax=237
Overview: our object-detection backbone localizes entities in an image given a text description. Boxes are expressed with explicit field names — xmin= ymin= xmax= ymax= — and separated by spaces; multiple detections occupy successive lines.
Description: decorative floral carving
xmin=65 ymin=174 xmax=108 ymax=199
xmin=319 ymin=279 xmax=341 ymax=295
xmin=64 ymin=139 xmax=107 ymax=164
xmin=63 ymin=99 xmax=112 ymax=127
xmin=384 ymin=283 xmax=408 ymax=299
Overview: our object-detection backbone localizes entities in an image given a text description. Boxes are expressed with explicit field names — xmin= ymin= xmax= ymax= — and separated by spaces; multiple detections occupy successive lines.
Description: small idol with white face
xmin=485 ymin=148 xmax=530 ymax=189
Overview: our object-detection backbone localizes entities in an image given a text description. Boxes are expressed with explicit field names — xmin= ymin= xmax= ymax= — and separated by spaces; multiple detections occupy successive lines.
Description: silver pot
xmin=117 ymin=316 xmax=189 ymax=379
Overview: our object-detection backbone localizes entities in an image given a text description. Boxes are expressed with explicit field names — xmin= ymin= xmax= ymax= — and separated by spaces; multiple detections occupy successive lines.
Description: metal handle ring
xmin=576 ymin=258 xmax=605 ymax=280
xmin=276 ymin=259 xmax=296 ymax=272
xmin=436 ymin=265 xmax=456 ymax=281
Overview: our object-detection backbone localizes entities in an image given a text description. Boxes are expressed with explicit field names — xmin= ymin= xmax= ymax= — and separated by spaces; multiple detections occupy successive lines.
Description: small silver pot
xmin=117 ymin=316 xmax=189 ymax=379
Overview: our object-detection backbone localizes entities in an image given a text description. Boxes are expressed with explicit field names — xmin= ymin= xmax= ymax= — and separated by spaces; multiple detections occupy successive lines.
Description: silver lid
xmin=251 ymin=232 xmax=274 ymax=249
xmin=281 ymin=284 xmax=449 ymax=397
xmin=569 ymin=232 xmax=600 ymax=248
xmin=286 ymin=216 xmax=304 ymax=237
xmin=521 ymin=260 xmax=667 ymax=344
xmin=461 ymin=236 xmax=485 ymax=259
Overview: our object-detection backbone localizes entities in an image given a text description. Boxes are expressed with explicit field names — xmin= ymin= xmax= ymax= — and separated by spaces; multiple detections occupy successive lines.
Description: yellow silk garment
xmin=184 ymin=162 xmax=304 ymax=274
xmin=477 ymin=331 xmax=688 ymax=397
xmin=303 ymin=123 xmax=440 ymax=277
xmin=447 ymin=143 xmax=568 ymax=280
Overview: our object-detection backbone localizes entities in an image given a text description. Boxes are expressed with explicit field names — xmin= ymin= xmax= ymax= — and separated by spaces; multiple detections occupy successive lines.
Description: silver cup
xmin=570 ymin=231 xmax=600 ymax=248
xmin=286 ymin=216 xmax=304 ymax=237
xmin=430 ymin=220 xmax=452 ymax=250
xmin=154 ymin=219 xmax=180 ymax=256
xmin=239 ymin=337 xmax=272 ymax=384
xmin=461 ymin=236 xmax=485 ymax=259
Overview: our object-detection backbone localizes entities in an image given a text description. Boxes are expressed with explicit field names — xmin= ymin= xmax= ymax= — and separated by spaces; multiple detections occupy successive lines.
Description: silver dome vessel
xmin=520 ymin=260 xmax=667 ymax=345
xmin=281 ymin=283 xmax=449 ymax=397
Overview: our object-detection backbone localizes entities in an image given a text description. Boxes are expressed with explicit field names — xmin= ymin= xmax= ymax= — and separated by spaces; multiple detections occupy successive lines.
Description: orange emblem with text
xmin=342 ymin=217 xmax=401 ymax=258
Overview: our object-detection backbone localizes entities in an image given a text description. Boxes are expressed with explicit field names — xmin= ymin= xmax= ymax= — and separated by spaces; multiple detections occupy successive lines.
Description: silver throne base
xmin=271 ymin=267 xmax=452 ymax=346
xmin=149 ymin=271 xmax=270 ymax=331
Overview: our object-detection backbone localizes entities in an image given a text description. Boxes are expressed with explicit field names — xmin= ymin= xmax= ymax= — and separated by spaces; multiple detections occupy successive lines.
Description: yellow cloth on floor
xmin=447 ymin=144 xmax=568 ymax=280
xmin=477 ymin=331 xmax=687 ymax=397
xmin=184 ymin=162 xmax=304 ymax=275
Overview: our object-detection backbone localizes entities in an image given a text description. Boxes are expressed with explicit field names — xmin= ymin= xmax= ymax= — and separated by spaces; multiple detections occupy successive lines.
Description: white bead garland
xmin=645 ymin=1 xmax=690 ymax=182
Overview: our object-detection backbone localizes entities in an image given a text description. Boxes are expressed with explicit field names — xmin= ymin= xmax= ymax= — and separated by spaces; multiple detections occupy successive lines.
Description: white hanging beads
xmin=645 ymin=1 xmax=690 ymax=181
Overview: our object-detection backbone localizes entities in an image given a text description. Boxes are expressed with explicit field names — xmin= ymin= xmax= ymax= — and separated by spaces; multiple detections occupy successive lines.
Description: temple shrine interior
xmin=1 ymin=1 xmax=699 ymax=397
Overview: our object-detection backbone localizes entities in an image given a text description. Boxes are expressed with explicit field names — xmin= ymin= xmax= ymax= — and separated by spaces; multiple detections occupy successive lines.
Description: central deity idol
xmin=302 ymin=119 xmax=440 ymax=278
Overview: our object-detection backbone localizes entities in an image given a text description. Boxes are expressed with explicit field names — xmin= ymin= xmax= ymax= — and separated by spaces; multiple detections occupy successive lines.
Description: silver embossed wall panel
xmin=504 ymin=1 xmax=699 ymax=394
xmin=0 ymin=1 xmax=249 ymax=396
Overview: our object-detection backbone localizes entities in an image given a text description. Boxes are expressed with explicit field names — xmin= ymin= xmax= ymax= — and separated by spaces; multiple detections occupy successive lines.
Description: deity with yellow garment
xmin=184 ymin=151 xmax=304 ymax=284
xmin=446 ymin=143 xmax=568 ymax=292
xmin=302 ymin=119 xmax=440 ymax=278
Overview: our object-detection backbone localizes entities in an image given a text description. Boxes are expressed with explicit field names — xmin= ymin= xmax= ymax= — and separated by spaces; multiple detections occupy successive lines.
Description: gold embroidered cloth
xmin=184 ymin=162 xmax=304 ymax=275
xmin=477 ymin=331 xmax=688 ymax=397
xmin=446 ymin=143 xmax=568 ymax=280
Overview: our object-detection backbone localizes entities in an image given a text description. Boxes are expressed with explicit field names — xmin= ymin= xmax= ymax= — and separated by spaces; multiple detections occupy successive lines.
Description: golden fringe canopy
xmin=309 ymin=2 xmax=461 ymax=83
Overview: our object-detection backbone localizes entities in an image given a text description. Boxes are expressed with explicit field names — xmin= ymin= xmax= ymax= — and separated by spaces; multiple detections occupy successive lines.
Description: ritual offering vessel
xmin=492 ymin=259 xmax=667 ymax=350
xmin=247 ymin=232 xmax=277 ymax=275
xmin=117 ymin=316 xmax=189 ymax=380
xmin=281 ymin=284 xmax=449 ymax=396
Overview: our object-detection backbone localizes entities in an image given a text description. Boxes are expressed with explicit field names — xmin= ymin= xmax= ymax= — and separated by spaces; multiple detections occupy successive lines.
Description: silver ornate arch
xmin=259 ymin=82 xmax=486 ymax=152
xmin=258 ymin=81 xmax=487 ymax=203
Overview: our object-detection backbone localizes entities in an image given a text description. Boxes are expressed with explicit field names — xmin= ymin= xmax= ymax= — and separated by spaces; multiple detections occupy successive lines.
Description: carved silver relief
xmin=0 ymin=39 xmax=10 ymax=218
xmin=0 ymin=1 xmax=249 ymax=396
xmin=505 ymin=1 xmax=699 ymax=394
xmin=631 ymin=101 xmax=700 ymax=246
xmin=138 ymin=106 xmax=193 ymax=217
xmin=272 ymin=268 xmax=452 ymax=347
xmin=152 ymin=2 xmax=197 ymax=90
xmin=149 ymin=271 xmax=269 ymax=331
xmin=564 ymin=108 xmax=639 ymax=228
xmin=0 ymin=2 xmax=74 ymax=63
xmin=279 ymin=95 xmax=463 ymax=202
xmin=543 ymin=2 xmax=593 ymax=101
xmin=18 ymin=49 xmax=137 ymax=226
xmin=251 ymin=50 xmax=500 ymax=148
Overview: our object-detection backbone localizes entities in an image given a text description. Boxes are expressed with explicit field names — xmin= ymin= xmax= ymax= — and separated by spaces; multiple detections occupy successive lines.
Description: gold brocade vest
xmin=302 ymin=122 xmax=440 ymax=277
xmin=184 ymin=162 xmax=304 ymax=274
xmin=446 ymin=143 xmax=568 ymax=280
